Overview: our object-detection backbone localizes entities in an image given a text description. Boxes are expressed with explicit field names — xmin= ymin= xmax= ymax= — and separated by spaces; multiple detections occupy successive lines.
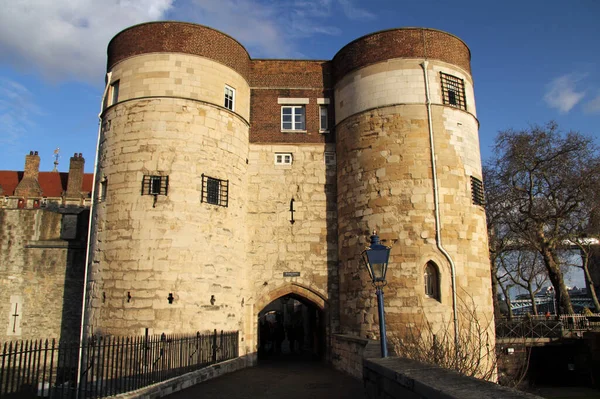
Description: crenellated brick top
xmin=107 ymin=22 xmax=252 ymax=81
xmin=332 ymin=28 xmax=471 ymax=83
xmin=251 ymin=60 xmax=332 ymax=88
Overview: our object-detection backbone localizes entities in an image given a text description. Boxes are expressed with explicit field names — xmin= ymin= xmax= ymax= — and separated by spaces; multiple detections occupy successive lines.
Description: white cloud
xmin=0 ymin=0 xmax=369 ymax=83
xmin=584 ymin=94 xmax=600 ymax=114
xmin=0 ymin=0 xmax=174 ymax=83
xmin=543 ymin=74 xmax=586 ymax=114
xmin=0 ymin=78 xmax=44 ymax=146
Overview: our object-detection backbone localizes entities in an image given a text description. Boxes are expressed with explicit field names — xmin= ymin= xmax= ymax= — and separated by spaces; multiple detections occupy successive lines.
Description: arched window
xmin=424 ymin=262 xmax=440 ymax=301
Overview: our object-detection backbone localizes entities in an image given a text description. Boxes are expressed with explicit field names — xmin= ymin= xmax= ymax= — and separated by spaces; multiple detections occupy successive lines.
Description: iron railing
xmin=0 ymin=329 xmax=238 ymax=398
xmin=496 ymin=314 xmax=600 ymax=339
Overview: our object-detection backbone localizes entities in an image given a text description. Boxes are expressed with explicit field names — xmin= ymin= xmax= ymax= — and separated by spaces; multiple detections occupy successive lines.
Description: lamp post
xmin=362 ymin=231 xmax=391 ymax=358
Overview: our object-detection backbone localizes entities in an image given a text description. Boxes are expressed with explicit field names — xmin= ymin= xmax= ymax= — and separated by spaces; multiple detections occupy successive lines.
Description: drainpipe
xmin=76 ymin=72 xmax=112 ymax=397
xmin=420 ymin=61 xmax=459 ymax=354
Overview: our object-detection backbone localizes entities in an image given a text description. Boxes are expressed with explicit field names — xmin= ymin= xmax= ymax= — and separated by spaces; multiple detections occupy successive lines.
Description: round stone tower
xmin=333 ymin=29 xmax=493 ymax=341
xmin=87 ymin=22 xmax=251 ymax=338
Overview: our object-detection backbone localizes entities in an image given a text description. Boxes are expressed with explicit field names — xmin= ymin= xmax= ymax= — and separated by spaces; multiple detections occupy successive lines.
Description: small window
xmin=224 ymin=85 xmax=235 ymax=111
xmin=201 ymin=174 xmax=228 ymax=207
xmin=470 ymin=176 xmax=485 ymax=206
xmin=324 ymin=152 xmax=336 ymax=165
xmin=110 ymin=80 xmax=120 ymax=106
xmin=142 ymin=175 xmax=168 ymax=196
xmin=275 ymin=153 xmax=293 ymax=165
xmin=319 ymin=106 xmax=328 ymax=132
xmin=41 ymin=197 xmax=48 ymax=208
xmin=440 ymin=72 xmax=466 ymax=110
xmin=424 ymin=262 xmax=440 ymax=301
xmin=100 ymin=176 xmax=108 ymax=202
xmin=281 ymin=106 xmax=305 ymax=131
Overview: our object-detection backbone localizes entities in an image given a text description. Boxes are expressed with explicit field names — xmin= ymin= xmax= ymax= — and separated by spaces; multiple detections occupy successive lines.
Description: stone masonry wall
xmin=246 ymin=143 xmax=338 ymax=347
xmin=88 ymin=97 xmax=250 ymax=339
xmin=0 ymin=209 xmax=86 ymax=342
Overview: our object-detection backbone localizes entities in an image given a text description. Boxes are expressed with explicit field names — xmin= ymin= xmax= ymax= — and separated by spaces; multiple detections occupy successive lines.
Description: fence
xmin=496 ymin=314 xmax=600 ymax=339
xmin=0 ymin=329 xmax=239 ymax=398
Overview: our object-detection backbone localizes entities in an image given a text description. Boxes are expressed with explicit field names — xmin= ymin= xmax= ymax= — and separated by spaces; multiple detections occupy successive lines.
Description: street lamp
xmin=362 ymin=230 xmax=391 ymax=357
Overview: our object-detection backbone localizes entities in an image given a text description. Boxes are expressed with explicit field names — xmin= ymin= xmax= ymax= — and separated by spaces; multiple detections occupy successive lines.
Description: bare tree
xmin=484 ymin=122 xmax=600 ymax=315
xmin=566 ymin=240 xmax=600 ymax=312
xmin=503 ymin=250 xmax=548 ymax=315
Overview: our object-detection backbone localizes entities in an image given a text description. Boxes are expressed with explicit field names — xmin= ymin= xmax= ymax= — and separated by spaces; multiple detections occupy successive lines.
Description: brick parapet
xmin=107 ymin=22 xmax=251 ymax=81
xmin=250 ymin=60 xmax=332 ymax=88
xmin=332 ymin=28 xmax=471 ymax=84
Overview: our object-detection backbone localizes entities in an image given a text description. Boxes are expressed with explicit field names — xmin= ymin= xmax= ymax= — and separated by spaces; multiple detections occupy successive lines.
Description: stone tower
xmin=87 ymin=23 xmax=251 ymax=337
xmin=333 ymin=29 xmax=492 ymax=339
xmin=87 ymin=23 xmax=493 ymax=360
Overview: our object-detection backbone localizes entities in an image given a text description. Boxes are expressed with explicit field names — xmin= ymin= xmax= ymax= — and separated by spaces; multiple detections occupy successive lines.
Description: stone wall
xmin=0 ymin=208 xmax=87 ymax=342
xmin=363 ymin=357 xmax=542 ymax=399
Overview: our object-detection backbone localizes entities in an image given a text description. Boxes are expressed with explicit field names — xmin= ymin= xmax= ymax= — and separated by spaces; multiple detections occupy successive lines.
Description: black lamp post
xmin=362 ymin=230 xmax=391 ymax=358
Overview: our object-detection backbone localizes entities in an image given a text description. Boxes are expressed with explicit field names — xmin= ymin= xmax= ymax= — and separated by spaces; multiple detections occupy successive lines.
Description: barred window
xmin=440 ymin=72 xmax=466 ymax=110
xmin=424 ymin=262 xmax=440 ymax=301
xmin=142 ymin=175 xmax=168 ymax=196
xmin=324 ymin=151 xmax=336 ymax=165
xmin=202 ymin=174 xmax=228 ymax=207
xmin=470 ymin=176 xmax=485 ymax=206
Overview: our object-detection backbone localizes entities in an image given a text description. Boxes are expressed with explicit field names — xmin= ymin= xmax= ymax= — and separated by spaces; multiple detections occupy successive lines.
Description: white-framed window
xmin=324 ymin=151 xmax=336 ymax=165
xmin=110 ymin=80 xmax=120 ymax=106
xmin=319 ymin=105 xmax=328 ymax=132
xmin=224 ymin=85 xmax=235 ymax=111
xmin=275 ymin=153 xmax=293 ymax=165
xmin=281 ymin=106 xmax=305 ymax=131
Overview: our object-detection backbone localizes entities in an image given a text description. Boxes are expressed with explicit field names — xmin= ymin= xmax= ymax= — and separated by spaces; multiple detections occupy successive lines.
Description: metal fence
xmin=0 ymin=329 xmax=239 ymax=398
xmin=496 ymin=314 xmax=600 ymax=339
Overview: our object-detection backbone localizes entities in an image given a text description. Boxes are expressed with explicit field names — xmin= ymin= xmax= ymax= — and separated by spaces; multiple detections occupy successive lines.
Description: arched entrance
xmin=257 ymin=290 xmax=326 ymax=361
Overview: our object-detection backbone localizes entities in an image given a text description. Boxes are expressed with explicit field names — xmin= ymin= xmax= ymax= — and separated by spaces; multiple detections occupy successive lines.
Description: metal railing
xmin=496 ymin=314 xmax=600 ymax=339
xmin=0 ymin=329 xmax=239 ymax=398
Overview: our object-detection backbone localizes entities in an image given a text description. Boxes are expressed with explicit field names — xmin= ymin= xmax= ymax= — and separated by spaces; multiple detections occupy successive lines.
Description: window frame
xmin=110 ymin=80 xmax=120 ymax=106
xmin=319 ymin=105 xmax=328 ymax=133
xmin=274 ymin=153 xmax=293 ymax=165
xmin=281 ymin=105 xmax=306 ymax=132
xmin=201 ymin=174 xmax=229 ymax=207
xmin=141 ymin=175 xmax=169 ymax=196
xmin=440 ymin=72 xmax=466 ymax=110
xmin=324 ymin=151 xmax=336 ymax=166
xmin=224 ymin=85 xmax=235 ymax=111
xmin=424 ymin=262 xmax=441 ymax=301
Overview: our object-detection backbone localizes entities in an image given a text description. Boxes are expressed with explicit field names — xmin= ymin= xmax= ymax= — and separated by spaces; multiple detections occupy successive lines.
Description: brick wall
xmin=108 ymin=22 xmax=251 ymax=81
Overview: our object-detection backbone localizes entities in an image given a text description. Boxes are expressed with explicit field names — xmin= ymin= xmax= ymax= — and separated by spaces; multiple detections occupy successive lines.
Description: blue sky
xmin=0 ymin=0 xmax=598 ymax=173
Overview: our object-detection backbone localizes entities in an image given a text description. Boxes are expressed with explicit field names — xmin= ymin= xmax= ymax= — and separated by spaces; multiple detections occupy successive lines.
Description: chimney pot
xmin=29 ymin=151 xmax=33 ymax=155
xmin=34 ymin=151 xmax=38 ymax=155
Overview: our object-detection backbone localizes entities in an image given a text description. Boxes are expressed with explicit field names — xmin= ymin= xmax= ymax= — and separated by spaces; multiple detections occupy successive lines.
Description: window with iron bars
xmin=470 ymin=176 xmax=485 ymax=206
xmin=141 ymin=175 xmax=169 ymax=196
xmin=440 ymin=72 xmax=466 ymax=110
xmin=201 ymin=174 xmax=229 ymax=207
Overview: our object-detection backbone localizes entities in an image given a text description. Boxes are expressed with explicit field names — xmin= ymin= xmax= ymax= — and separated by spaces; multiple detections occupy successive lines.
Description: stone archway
xmin=256 ymin=283 xmax=327 ymax=361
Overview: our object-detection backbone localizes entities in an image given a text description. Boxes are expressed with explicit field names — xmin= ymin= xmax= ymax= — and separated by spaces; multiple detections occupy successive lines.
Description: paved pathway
xmin=165 ymin=357 xmax=366 ymax=399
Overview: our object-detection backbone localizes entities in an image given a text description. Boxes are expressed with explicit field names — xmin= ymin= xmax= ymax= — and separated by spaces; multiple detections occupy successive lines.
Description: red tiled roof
xmin=0 ymin=171 xmax=93 ymax=197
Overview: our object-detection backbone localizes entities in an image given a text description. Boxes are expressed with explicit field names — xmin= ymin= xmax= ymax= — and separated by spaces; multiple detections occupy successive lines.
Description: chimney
xmin=14 ymin=151 xmax=42 ymax=198
xmin=24 ymin=151 xmax=40 ymax=180
xmin=66 ymin=153 xmax=85 ymax=198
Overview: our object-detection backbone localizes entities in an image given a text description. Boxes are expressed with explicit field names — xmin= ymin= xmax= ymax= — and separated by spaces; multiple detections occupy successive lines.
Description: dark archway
xmin=257 ymin=294 xmax=325 ymax=361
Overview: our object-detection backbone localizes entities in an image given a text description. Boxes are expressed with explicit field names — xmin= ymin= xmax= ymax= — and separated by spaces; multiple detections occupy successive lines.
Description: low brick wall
xmin=331 ymin=334 xmax=380 ymax=379
xmin=363 ymin=357 xmax=542 ymax=399
xmin=114 ymin=353 xmax=257 ymax=398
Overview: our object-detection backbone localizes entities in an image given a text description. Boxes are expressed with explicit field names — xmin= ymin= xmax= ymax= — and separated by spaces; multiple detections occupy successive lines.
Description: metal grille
xmin=470 ymin=176 xmax=485 ymax=206
xmin=0 ymin=330 xmax=239 ymax=398
xmin=141 ymin=175 xmax=168 ymax=196
xmin=440 ymin=72 xmax=466 ymax=110
xmin=201 ymin=174 xmax=228 ymax=207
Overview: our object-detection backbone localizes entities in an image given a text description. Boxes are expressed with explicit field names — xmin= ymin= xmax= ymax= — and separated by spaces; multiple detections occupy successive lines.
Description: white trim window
xmin=275 ymin=153 xmax=293 ymax=165
xmin=281 ymin=105 xmax=305 ymax=131
xmin=224 ymin=85 xmax=235 ymax=111
xmin=110 ymin=80 xmax=119 ymax=105
xmin=319 ymin=105 xmax=328 ymax=133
